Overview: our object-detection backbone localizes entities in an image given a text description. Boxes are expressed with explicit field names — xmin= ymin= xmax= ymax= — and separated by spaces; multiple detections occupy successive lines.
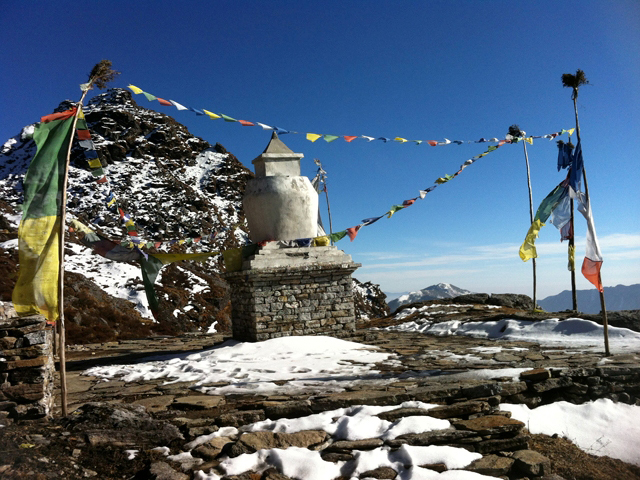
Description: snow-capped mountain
xmin=387 ymin=283 xmax=471 ymax=312
xmin=0 ymin=88 xmax=386 ymax=342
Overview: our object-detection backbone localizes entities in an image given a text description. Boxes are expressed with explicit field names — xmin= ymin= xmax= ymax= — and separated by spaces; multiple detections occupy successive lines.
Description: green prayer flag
xmin=329 ymin=231 xmax=348 ymax=242
xmin=534 ymin=183 xmax=567 ymax=223
xmin=221 ymin=114 xmax=238 ymax=122
xmin=324 ymin=135 xmax=339 ymax=143
xmin=143 ymin=92 xmax=157 ymax=102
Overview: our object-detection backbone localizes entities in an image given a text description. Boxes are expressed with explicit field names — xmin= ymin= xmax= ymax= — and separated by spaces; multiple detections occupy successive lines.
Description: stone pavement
xmin=57 ymin=329 xmax=640 ymax=418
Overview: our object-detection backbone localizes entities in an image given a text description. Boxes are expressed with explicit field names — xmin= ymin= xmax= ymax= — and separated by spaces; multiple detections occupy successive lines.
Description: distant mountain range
xmin=538 ymin=284 xmax=640 ymax=313
xmin=387 ymin=283 xmax=471 ymax=312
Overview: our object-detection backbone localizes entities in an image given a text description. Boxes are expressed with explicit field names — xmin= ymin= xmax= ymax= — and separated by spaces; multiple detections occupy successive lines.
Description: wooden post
xmin=572 ymin=94 xmax=610 ymax=356
xmin=57 ymin=85 xmax=92 ymax=416
xmin=521 ymin=137 xmax=537 ymax=311
xmin=569 ymin=197 xmax=578 ymax=311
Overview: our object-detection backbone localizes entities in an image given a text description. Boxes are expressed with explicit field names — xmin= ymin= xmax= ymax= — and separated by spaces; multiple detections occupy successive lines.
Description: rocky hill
xmin=0 ymin=88 xmax=386 ymax=342
xmin=539 ymin=284 xmax=640 ymax=313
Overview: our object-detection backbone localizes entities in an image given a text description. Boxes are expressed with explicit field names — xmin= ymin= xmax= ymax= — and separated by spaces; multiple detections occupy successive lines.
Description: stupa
xmin=225 ymin=133 xmax=360 ymax=342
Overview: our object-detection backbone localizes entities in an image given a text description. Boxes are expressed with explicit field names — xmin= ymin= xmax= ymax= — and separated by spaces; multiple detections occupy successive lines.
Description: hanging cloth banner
xmin=126 ymin=85 xmax=572 ymax=148
xmin=575 ymin=191 xmax=604 ymax=292
xmin=13 ymin=109 xmax=77 ymax=323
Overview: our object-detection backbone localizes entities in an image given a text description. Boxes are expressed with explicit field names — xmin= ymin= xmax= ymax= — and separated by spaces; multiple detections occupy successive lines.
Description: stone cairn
xmin=226 ymin=133 xmax=360 ymax=342
xmin=0 ymin=306 xmax=55 ymax=423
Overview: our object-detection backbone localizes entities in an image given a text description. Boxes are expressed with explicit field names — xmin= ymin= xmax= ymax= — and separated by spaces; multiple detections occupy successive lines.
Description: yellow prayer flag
xmin=394 ymin=137 xmax=408 ymax=143
xmin=568 ymin=244 xmax=575 ymax=271
xmin=313 ymin=236 xmax=330 ymax=247
xmin=203 ymin=109 xmax=221 ymax=119
xmin=525 ymin=137 xmax=533 ymax=145
xmin=519 ymin=219 xmax=545 ymax=261
xmin=78 ymin=108 xmax=85 ymax=119
xmin=125 ymin=219 xmax=135 ymax=227
xmin=88 ymin=158 xmax=102 ymax=169
xmin=128 ymin=85 xmax=144 ymax=94
xmin=568 ymin=128 xmax=575 ymax=136
xmin=306 ymin=133 xmax=322 ymax=143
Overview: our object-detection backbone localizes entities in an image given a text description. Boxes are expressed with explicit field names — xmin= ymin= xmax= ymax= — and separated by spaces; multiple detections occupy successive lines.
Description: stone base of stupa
xmin=224 ymin=243 xmax=360 ymax=342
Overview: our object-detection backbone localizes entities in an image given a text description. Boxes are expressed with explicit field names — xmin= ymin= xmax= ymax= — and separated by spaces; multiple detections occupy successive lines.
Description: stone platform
xmin=225 ymin=244 xmax=361 ymax=341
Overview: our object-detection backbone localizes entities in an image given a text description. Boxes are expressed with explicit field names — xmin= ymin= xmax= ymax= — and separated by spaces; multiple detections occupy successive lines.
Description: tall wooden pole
xmin=569 ymin=196 xmax=578 ymax=311
xmin=571 ymin=94 xmax=610 ymax=356
xmin=521 ymin=138 xmax=537 ymax=310
xmin=57 ymin=84 xmax=92 ymax=416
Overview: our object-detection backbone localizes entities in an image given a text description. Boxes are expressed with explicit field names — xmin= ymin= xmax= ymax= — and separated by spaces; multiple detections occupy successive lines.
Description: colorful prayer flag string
xmin=127 ymin=84 xmax=575 ymax=148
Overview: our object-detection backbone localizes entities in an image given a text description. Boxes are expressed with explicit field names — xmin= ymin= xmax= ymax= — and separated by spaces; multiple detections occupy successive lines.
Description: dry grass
xmin=530 ymin=433 xmax=640 ymax=480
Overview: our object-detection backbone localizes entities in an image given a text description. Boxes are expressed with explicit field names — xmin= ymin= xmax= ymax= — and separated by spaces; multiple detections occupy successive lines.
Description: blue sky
xmin=2 ymin=1 xmax=639 ymax=299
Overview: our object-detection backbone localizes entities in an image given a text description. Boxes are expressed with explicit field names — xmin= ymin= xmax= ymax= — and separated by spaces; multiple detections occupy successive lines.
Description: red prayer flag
xmin=154 ymin=242 xmax=162 ymax=248
xmin=127 ymin=230 xmax=138 ymax=237
xmin=427 ymin=141 xmax=438 ymax=146
xmin=41 ymin=108 xmax=77 ymax=123
xmin=76 ymin=129 xmax=91 ymax=140
xmin=157 ymin=98 xmax=172 ymax=106
xmin=346 ymin=225 xmax=361 ymax=242
xmin=344 ymin=136 xmax=358 ymax=143
xmin=582 ymin=258 xmax=604 ymax=292
xmin=402 ymin=199 xmax=416 ymax=207
xmin=96 ymin=176 xmax=107 ymax=184
xmin=238 ymin=120 xmax=255 ymax=126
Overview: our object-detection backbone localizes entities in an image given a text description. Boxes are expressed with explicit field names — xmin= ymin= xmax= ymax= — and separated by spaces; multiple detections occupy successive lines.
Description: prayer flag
xmin=79 ymin=139 xmax=95 ymax=150
xmin=88 ymin=158 xmax=102 ymax=169
xmin=306 ymin=133 xmax=322 ymax=142
xmin=414 ymin=140 xmax=423 ymax=145
xmin=128 ymin=85 xmax=144 ymax=94
xmin=76 ymin=130 xmax=91 ymax=140
xmin=257 ymin=123 xmax=274 ymax=130
xmin=387 ymin=205 xmax=404 ymax=218
xmin=170 ymin=100 xmax=188 ymax=110
xmin=378 ymin=138 xmax=390 ymax=143
xmin=525 ymin=137 xmax=533 ymax=145
xmin=419 ymin=190 xmax=428 ymax=199
xmin=13 ymin=110 xmax=76 ymax=322
xmin=361 ymin=216 xmax=383 ymax=226
xmin=330 ymin=231 xmax=348 ymax=243
xmin=189 ymin=107 xmax=205 ymax=115
xmin=344 ymin=136 xmax=358 ymax=143
xmin=361 ymin=136 xmax=375 ymax=142
xmin=519 ymin=219 xmax=545 ymax=261
xmin=402 ymin=199 xmax=416 ymax=207
xmin=221 ymin=114 xmax=238 ymax=122
xmin=275 ymin=127 xmax=290 ymax=135
xmin=41 ymin=108 xmax=77 ymax=123
xmin=203 ymin=109 xmax=221 ymax=119
xmin=435 ymin=174 xmax=453 ymax=184
xmin=568 ymin=141 xmax=583 ymax=194
xmin=84 ymin=149 xmax=98 ymax=159
xmin=427 ymin=141 xmax=438 ymax=146
xmin=346 ymin=225 xmax=361 ymax=242
xmin=156 ymin=98 xmax=172 ymax=106
xmin=143 ymin=92 xmax=157 ymax=102
xmin=313 ymin=236 xmax=330 ymax=246
xmin=576 ymin=191 xmax=604 ymax=292
xmin=534 ymin=181 xmax=568 ymax=223
xmin=324 ymin=135 xmax=339 ymax=143
xmin=394 ymin=137 xmax=407 ymax=143
xmin=238 ymin=120 xmax=255 ymax=126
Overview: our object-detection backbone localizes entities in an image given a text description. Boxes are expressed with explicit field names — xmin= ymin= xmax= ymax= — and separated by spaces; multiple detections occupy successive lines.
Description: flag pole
xmin=521 ymin=135 xmax=537 ymax=311
xmin=565 ymin=70 xmax=610 ymax=355
xmin=57 ymin=84 xmax=92 ymax=416
xmin=569 ymin=195 xmax=578 ymax=311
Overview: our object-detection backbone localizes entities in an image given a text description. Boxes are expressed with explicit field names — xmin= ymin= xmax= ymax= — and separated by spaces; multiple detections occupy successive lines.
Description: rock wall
xmin=0 ymin=315 xmax=54 ymax=422
xmin=225 ymin=264 xmax=359 ymax=342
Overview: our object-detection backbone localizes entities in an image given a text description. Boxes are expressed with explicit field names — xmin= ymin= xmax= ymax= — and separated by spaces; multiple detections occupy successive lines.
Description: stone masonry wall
xmin=0 ymin=315 xmax=55 ymax=423
xmin=225 ymin=264 xmax=359 ymax=342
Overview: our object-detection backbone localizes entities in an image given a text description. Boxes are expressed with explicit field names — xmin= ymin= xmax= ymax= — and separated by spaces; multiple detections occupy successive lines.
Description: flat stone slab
xmin=454 ymin=415 xmax=525 ymax=436
xmin=172 ymin=395 xmax=224 ymax=410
